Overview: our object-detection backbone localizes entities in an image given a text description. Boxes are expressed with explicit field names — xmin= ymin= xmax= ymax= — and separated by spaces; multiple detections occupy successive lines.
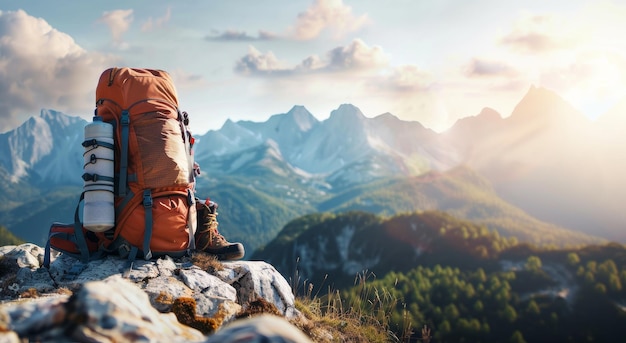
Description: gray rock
xmin=1 ymin=296 xmax=69 ymax=337
xmin=178 ymin=268 xmax=240 ymax=318
xmin=0 ymin=243 xmax=308 ymax=342
xmin=205 ymin=314 xmax=313 ymax=343
xmin=0 ymin=244 xmax=45 ymax=269
xmin=216 ymin=261 xmax=299 ymax=318
xmin=0 ymin=331 xmax=19 ymax=343
xmin=69 ymin=275 xmax=206 ymax=343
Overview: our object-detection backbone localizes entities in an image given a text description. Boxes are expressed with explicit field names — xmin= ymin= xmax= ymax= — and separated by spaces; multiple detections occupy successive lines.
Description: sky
xmin=0 ymin=0 xmax=625 ymax=135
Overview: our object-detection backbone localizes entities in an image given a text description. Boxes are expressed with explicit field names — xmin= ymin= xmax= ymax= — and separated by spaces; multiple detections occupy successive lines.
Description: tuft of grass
xmin=292 ymin=294 xmax=391 ymax=342
xmin=19 ymin=288 xmax=39 ymax=298
xmin=55 ymin=287 xmax=73 ymax=296
xmin=288 ymin=268 xmax=400 ymax=342
xmin=155 ymin=291 xmax=174 ymax=306
xmin=236 ymin=297 xmax=282 ymax=319
xmin=182 ymin=255 xmax=421 ymax=341
xmin=191 ymin=251 xmax=224 ymax=273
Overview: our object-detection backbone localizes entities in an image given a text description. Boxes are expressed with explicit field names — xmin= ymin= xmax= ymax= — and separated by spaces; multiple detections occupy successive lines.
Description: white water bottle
xmin=83 ymin=115 xmax=115 ymax=232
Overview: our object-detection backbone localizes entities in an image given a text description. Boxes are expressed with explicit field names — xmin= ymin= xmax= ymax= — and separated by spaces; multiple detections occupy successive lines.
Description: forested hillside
xmin=342 ymin=243 xmax=626 ymax=342
xmin=254 ymin=211 xmax=626 ymax=342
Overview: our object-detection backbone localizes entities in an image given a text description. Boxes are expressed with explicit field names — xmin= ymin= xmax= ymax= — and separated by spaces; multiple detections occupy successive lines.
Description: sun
xmin=561 ymin=53 xmax=626 ymax=121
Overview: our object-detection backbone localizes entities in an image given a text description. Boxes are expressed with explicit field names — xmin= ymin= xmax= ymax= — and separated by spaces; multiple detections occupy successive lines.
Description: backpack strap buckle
xmin=120 ymin=110 xmax=130 ymax=125
xmin=143 ymin=191 xmax=153 ymax=208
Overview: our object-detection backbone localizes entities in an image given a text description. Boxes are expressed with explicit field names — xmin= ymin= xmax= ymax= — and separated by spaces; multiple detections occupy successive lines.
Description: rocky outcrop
xmin=0 ymin=243 xmax=310 ymax=342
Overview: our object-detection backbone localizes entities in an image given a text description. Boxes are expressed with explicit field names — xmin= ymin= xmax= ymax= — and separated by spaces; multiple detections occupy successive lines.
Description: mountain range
xmin=0 ymin=86 xmax=623 ymax=254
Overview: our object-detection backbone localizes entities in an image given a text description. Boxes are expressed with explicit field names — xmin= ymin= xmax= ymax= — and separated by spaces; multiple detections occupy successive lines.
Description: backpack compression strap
xmin=187 ymin=189 xmax=196 ymax=251
xmin=112 ymin=190 xmax=154 ymax=262
xmin=44 ymin=193 xmax=91 ymax=267
xmin=118 ymin=110 xmax=130 ymax=197
xmin=142 ymin=189 xmax=154 ymax=260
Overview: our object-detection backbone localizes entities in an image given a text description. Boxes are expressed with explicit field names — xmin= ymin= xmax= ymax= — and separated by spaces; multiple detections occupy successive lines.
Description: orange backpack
xmin=45 ymin=67 xmax=197 ymax=266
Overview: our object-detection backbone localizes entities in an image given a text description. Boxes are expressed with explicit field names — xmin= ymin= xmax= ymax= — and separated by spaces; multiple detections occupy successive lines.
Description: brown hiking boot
xmin=195 ymin=199 xmax=245 ymax=260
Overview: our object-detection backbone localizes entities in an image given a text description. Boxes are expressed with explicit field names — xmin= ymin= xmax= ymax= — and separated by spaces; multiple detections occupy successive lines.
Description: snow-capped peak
xmin=0 ymin=109 xmax=86 ymax=184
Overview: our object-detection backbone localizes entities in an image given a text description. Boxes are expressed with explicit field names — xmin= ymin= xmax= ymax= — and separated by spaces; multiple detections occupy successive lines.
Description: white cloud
xmin=205 ymin=29 xmax=278 ymax=41
xmin=230 ymin=38 xmax=451 ymax=129
xmin=492 ymin=5 xmax=626 ymax=119
xmin=378 ymin=65 xmax=433 ymax=92
xmin=205 ymin=0 xmax=367 ymax=43
xmin=0 ymin=10 xmax=119 ymax=132
xmin=169 ymin=69 xmax=207 ymax=90
xmin=234 ymin=46 xmax=290 ymax=76
xmin=499 ymin=12 xmax=581 ymax=54
xmin=235 ymin=39 xmax=389 ymax=76
xmin=292 ymin=0 xmax=369 ymax=40
xmin=325 ymin=39 xmax=388 ymax=71
xmin=97 ymin=9 xmax=134 ymax=45
xmin=464 ymin=58 xmax=519 ymax=78
xmin=141 ymin=7 xmax=171 ymax=32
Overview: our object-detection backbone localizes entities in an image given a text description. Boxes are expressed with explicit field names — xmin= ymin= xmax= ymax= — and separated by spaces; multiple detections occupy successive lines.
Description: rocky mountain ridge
xmin=251 ymin=210 xmax=602 ymax=292
xmin=0 ymin=243 xmax=315 ymax=342
xmin=1 ymin=85 xmax=625 ymax=249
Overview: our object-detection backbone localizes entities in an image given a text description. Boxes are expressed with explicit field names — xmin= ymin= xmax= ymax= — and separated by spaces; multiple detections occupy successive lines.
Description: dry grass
xmin=236 ymin=297 xmax=282 ymax=319
xmin=155 ymin=291 xmax=174 ymax=306
xmin=19 ymin=288 xmax=39 ymax=298
xmin=291 ymin=294 xmax=393 ymax=342
xmin=287 ymin=268 xmax=408 ymax=342
xmin=190 ymin=251 xmax=224 ymax=273
xmin=55 ymin=287 xmax=73 ymax=296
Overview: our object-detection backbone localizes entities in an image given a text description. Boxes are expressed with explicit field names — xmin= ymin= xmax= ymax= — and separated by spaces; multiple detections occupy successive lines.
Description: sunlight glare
xmin=562 ymin=55 xmax=626 ymax=121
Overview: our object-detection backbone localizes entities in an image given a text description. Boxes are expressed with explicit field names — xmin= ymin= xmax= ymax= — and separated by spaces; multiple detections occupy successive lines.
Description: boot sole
xmin=204 ymin=243 xmax=245 ymax=261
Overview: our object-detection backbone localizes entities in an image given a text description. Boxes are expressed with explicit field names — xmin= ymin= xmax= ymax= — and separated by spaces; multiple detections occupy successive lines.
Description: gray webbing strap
xmin=187 ymin=189 xmax=196 ymax=251
xmin=142 ymin=189 xmax=153 ymax=260
xmin=118 ymin=110 xmax=130 ymax=197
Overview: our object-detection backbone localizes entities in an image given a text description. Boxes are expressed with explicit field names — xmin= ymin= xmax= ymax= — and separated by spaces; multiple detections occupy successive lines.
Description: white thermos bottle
xmin=82 ymin=115 xmax=115 ymax=232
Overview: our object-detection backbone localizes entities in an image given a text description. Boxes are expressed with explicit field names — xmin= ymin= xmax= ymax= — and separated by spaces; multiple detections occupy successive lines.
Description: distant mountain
xmin=0 ymin=109 xmax=85 ymax=186
xmin=0 ymin=186 xmax=81 ymax=244
xmin=444 ymin=86 xmax=626 ymax=241
xmin=195 ymin=103 xmax=453 ymax=184
xmin=316 ymin=166 xmax=604 ymax=247
xmin=444 ymin=86 xmax=590 ymax=180
xmin=1 ymin=86 xmax=624 ymax=251
xmin=236 ymin=105 xmax=319 ymax=165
